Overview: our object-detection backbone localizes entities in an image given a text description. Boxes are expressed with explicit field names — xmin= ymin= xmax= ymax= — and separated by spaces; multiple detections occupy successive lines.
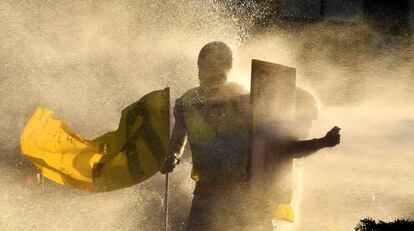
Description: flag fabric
xmin=20 ymin=88 xmax=170 ymax=192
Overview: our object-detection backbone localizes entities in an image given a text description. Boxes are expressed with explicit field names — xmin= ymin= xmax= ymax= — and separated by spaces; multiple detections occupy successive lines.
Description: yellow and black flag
xmin=20 ymin=88 xmax=170 ymax=192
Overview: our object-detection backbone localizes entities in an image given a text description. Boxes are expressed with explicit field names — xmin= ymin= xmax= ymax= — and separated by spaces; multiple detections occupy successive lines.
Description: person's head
xmin=197 ymin=41 xmax=233 ymax=88
xmin=295 ymin=87 xmax=319 ymax=139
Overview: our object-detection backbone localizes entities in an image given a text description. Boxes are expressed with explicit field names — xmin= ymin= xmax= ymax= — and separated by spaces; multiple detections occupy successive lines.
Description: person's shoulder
xmin=182 ymin=86 xmax=199 ymax=97
xmin=224 ymin=82 xmax=250 ymax=106
xmin=225 ymin=82 xmax=249 ymax=95
xmin=177 ymin=86 xmax=200 ymax=104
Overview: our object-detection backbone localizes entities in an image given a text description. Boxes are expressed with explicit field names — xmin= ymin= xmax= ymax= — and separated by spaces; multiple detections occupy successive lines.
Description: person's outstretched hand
xmin=323 ymin=126 xmax=341 ymax=147
xmin=160 ymin=155 xmax=180 ymax=174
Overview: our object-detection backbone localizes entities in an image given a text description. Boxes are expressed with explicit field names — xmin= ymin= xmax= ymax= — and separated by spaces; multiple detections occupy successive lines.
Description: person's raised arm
xmin=160 ymin=99 xmax=188 ymax=174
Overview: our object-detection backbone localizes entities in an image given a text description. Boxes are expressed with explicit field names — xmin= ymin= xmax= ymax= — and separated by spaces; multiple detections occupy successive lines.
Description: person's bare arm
xmin=286 ymin=126 xmax=341 ymax=159
xmin=160 ymin=99 xmax=188 ymax=174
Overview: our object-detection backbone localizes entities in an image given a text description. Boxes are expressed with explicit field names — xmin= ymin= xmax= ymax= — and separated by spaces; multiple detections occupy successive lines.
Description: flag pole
xmin=164 ymin=173 xmax=170 ymax=231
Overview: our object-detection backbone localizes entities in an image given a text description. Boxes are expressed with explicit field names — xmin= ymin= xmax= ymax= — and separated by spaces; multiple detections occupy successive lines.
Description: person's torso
xmin=181 ymin=82 xmax=251 ymax=184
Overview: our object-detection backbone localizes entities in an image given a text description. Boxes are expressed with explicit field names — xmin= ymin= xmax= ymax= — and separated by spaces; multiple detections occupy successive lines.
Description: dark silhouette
xmin=355 ymin=218 xmax=414 ymax=231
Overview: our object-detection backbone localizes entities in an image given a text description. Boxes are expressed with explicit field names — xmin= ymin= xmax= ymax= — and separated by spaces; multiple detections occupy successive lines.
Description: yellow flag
xmin=20 ymin=88 xmax=170 ymax=192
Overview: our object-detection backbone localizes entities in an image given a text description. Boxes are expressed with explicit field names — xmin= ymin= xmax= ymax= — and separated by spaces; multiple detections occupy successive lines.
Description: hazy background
xmin=0 ymin=0 xmax=413 ymax=230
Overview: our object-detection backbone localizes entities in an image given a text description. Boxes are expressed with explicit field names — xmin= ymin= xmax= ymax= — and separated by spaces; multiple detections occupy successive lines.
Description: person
xmin=294 ymin=87 xmax=320 ymax=140
xmin=260 ymin=87 xmax=329 ymax=231
xmin=161 ymin=41 xmax=340 ymax=231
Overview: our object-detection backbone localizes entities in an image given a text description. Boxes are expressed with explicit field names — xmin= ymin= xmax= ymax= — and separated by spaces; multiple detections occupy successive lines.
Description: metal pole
xmin=164 ymin=173 xmax=170 ymax=231
xmin=41 ymin=174 xmax=44 ymax=193
xmin=36 ymin=172 xmax=44 ymax=193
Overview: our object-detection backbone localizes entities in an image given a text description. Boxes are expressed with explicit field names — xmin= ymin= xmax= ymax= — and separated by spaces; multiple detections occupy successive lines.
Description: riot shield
xmin=249 ymin=59 xmax=296 ymax=188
